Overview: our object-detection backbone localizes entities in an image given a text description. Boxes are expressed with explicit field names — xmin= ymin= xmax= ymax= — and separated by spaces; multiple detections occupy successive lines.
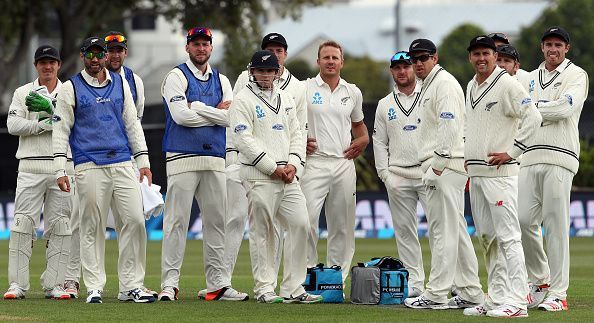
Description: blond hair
xmin=317 ymin=40 xmax=343 ymax=58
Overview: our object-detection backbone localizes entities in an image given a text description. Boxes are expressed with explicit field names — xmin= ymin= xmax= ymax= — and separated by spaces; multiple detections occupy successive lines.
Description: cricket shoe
xmin=86 ymin=290 xmax=102 ymax=303
xmin=119 ymin=287 xmax=156 ymax=303
xmin=537 ymin=297 xmax=568 ymax=311
xmin=527 ymin=283 xmax=549 ymax=308
xmin=158 ymin=286 xmax=179 ymax=301
xmin=197 ymin=288 xmax=207 ymax=299
xmin=486 ymin=304 xmax=528 ymax=318
xmin=141 ymin=286 xmax=158 ymax=299
xmin=404 ymin=295 xmax=448 ymax=310
xmin=257 ymin=292 xmax=284 ymax=304
xmin=64 ymin=280 xmax=80 ymax=299
xmin=283 ymin=292 xmax=323 ymax=304
xmin=3 ymin=284 xmax=25 ymax=300
xmin=204 ymin=287 xmax=249 ymax=301
xmin=408 ymin=287 xmax=423 ymax=298
xmin=463 ymin=304 xmax=488 ymax=316
xmin=447 ymin=295 xmax=480 ymax=309
xmin=44 ymin=285 xmax=71 ymax=300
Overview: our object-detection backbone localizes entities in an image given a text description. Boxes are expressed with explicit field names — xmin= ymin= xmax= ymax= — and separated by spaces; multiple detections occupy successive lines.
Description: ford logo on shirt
xmin=403 ymin=125 xmax=417 ymax=131
xmin=272 ymin=124 xmax=284 ymax=130
xmin=439 ymin=112 xmax=455 ymax=119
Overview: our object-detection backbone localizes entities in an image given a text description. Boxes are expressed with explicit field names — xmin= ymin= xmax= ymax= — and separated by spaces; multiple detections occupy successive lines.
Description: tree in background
xmin=515 ymin=0 xmax=594 ymax=96
xmin=438 ymin=23 xmax=486 ymax=86
xmin=341 ymin=55 xmax=390 ymax=102
xmin=0 ymin=0 xmax=323 ymax=109
xmin=285 ymin=58 xmax=316 ymax=81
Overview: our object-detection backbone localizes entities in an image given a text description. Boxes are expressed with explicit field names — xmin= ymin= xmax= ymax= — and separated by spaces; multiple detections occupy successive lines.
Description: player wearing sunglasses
xmin=4 ymin=45 xmax=73 ymax=301
xmin=404 ymin=39 xmax=484 ymax=310
xmin=159 ymin=26 xmax=248 ymax=302
xmin=372 ymin=51 xmax=427 ymax=299
xmin=52 ymin=36 xmax=154 ymax=304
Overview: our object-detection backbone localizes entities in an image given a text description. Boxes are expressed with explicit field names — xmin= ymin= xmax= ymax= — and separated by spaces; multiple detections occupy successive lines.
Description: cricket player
xmin=488 ymin=32 xmax=530 ymax=82
xmin=404 ymin=38 xmax=484 ymax=310
xmin=207 ymin=33 xmax=307 ymax=299
xmin=519 ymin=26 xmax=589 ymax=312
xmin=463 ymin=35 xmax=541 ymax=318
xmin=302 ymin=40 xmax=369 ymax=283
xmin=158 ymin=27 xmax=247 ymax=302
xmin=372 ymin=51 xmax=427 ymax=298
xmin=4 ymin=45 xmax=72 ymax=300
xmin=53 ymin=36 xmax=154 ymax=304
xmin=495 ymin=44 xmax=530 ymax=84
xmin=230 ymin=50 xmax=321 ymax=304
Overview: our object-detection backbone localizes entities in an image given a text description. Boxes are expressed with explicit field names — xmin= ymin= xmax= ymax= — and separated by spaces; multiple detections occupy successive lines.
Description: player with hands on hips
xmin=231 ymin=50 xmax=322 ymax=304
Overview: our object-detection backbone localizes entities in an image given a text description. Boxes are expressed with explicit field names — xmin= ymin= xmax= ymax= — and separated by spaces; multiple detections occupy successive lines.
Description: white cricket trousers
xmin=301 ymin=156 xmax=356 ymax=282
xmin=384 ymin=172 xmax=428 ymax=291
xmin=8 ymin=172 xmax=72 ymax=291
xmin=423 ymin=169 xmax=483 ymax=304
xmin=77 ymin=166 xmax=147 ymax=292
xmin=64 ymin=179 xmax=81 ymax=283
xmin=161 ymin=170 xmax=227 ymax=292
xmin=470 ymin=176 xmax=529 ymax=310
xmin=220 ymin=165 xmax=283 ymax=287
xmin=244 ymin=180 xmax=309 ymax=299
xmin=518 ymin=164 xmax=573 ymax=300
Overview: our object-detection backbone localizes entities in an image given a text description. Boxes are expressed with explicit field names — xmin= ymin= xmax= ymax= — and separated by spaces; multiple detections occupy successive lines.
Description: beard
xmin=396 ymin=77 xmax=414 ymax=88
xmin=84 ymin=60 xmax=104 ymax=76
xmin=189 ymin=52 xmax=210 ymax=66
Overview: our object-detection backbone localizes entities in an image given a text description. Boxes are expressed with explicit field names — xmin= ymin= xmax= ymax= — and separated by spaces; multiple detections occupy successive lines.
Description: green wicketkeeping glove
xmin=26 ymin=91 xmax=55 ymax=116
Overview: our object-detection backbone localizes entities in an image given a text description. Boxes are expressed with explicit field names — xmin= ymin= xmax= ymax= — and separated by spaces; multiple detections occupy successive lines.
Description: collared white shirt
xmin=117 ymin=67 xmax=146 ymax=120
xmin=305 ymin=74 xmax=364 ymax=158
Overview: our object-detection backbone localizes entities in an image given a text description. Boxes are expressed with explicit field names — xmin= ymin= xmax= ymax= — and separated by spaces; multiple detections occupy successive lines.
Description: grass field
xmin=0 ymin=238 xmax=592 ymax=322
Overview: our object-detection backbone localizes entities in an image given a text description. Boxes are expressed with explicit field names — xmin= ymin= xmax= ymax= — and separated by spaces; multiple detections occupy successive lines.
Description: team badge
xmin=485 ymin=102 xmax=498 ymax=111
xmin=388 ymin=107 xmax=397 ymax=121
xmin=312 ymin=92 xmax=323 ymax=105
xmin=340 ymin=97 xmax=350 ymax=105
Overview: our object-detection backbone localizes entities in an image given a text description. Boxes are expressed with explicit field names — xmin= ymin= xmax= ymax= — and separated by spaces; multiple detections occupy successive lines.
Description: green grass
xmin=0 ymin=238 xmax=592 ymax=322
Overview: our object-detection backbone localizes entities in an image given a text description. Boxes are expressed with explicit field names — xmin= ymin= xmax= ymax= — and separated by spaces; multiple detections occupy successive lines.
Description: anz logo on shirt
xmin=388 ymin=107 xmax=397 ymax=121
xmin=255 ymin=105 xmax=266 ymax=119
xmin=529 ymin=80 xmax=535 ymax=93
xmin=312 ymin=92 xmax=323 ymax=105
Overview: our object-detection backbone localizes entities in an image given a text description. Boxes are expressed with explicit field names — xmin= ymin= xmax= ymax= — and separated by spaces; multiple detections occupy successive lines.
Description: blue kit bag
xmin=364 ymin=257 xmax=409 ymax=305
xmin=303 ymin=263 xmax=344 ymax=303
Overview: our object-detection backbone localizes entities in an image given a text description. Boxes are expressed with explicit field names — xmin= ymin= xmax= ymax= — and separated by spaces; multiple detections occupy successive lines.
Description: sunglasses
xmin=187 ymin=27 xmax=212 ymax=40
xmin=105 ymin=34 xmax=127 ymax=44
xmin=487 ymin=32 xmax=509 ymax=41
xmin=83 ymin=51 xmax=105 ymax=60
xmin=411 ymin=54 xmax=433 ymax=63
xmin=391 ymin=51 xmax=410 ymax=61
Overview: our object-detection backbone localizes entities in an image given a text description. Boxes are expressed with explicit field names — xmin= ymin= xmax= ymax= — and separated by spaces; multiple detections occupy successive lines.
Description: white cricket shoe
xmin=537 ymin=297 xmax=568 ymax=311
xmin=119 ymin=287 xmax=156 ymax=303
xmin=204 ymin=287 xmax=249 ymax=301
xmin=64 ymin=280 xmax=79 ymax=299
xmin=257 ymin=292 xmax=283 ymax=304
xmin=44 ymin=285 xmax=71 ymax=300
xmin=404 ymin=295 xmax=448 ymax=310
xmin=486 ymin=304 xmax=528 ymax=318
xmin=283 ymin=292 xmax=323 ymax=304
xmin=197 ymin=288 xmax=207 ymax=299
xmin=447 ymin=295 xmax=480 ymax=309
xmin=3 ymin=284 xmax=25 ymax=300
xmin=408 ymin=287 xmax=423 ymax=298
xmin=86 ymin=290 xmax=103 ymax=304
xmin=527 ymin=283 xmax=549 ymax=308
xmin=141 ymin=286 xmax=158 ymax=298
xmin=463 ymin=304 xmax=488 ymax=316
xmin=158 ymin=286 xmax=179 ymax=301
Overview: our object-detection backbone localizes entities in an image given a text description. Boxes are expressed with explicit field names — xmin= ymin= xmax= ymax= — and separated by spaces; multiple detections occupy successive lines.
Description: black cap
xmin=249 ymin=50 xmax=280 ymax=70
xmin=261 ymin=33 xmax=288 ymax=50
xmin=390 ymin=51 xmax=412 ymax=67
xmin=542 ymin=26 xmax=570 ymax=43
xmin=80 ymin=36 xmax=107 ymax=53
xmin=105 ymin=31 xmax=127 ymax=49
xmin=488 ymin=32 xmax=510 ymax=44
xmin=497 ymin=44 xmax=520 ymax=62
xmin=467 ymin=35 xmax=497 ymax=52
xmin=409 ymin=39 xmax=437 ymax=55
xmin=34 ymin=45 xmax=61 ymax=63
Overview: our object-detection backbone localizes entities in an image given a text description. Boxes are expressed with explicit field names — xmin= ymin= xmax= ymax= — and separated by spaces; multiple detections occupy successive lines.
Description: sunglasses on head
xmin=411 ymin=54 xmax=433 ymax=63
xmin=488 ymin=32 xmax=509 ymax=40
xmin=105 ymin=34 xmax=127 ymax=44
xmin=391 ymin=51 xmax=410 ymax=61
xmin=83 ymin=51 xmax=105 ymax=60
xmin=187 ymin=27 xmax=212 ymax=39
